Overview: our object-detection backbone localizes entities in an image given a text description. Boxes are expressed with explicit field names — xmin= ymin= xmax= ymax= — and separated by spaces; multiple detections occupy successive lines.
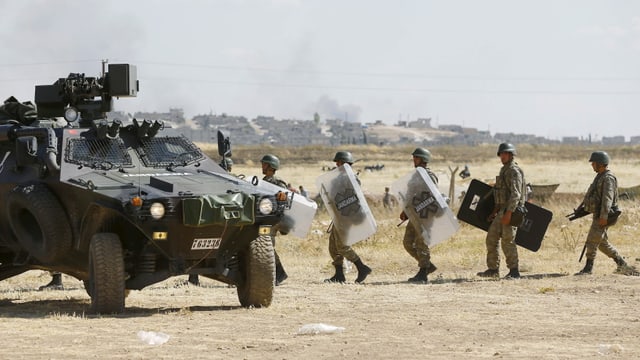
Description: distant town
xmin=109 ymin=108 xmax=640 ymax=146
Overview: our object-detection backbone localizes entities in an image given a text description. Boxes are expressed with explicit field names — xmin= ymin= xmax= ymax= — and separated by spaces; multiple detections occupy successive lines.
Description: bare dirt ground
xmin=1 ymin=263 xmax=638 ymax=359
xmin=2 ymin=151 xmax=640 ymax=359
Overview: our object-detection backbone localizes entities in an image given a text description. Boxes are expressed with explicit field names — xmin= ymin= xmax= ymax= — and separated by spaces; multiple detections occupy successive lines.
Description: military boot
xmin=408 ymin=267 xmax=428 ymax=283
xmin=354 ymin=259 xmax=372 ymax=284
xmin=324 ymin=264 xmax=346 ymax=283
xmin=427 ymin=262 xmax=437 ymax=275
xmin=613 ymin=256 xmax=640 ymax=276
xmin=575 ymin=259 xmax=594 ymax=275
xmin=504 ymin=268 xmax=521 ymax=279
xmin=39 ymin=273 xmax=63 ymax=291
xmin=275 ymin=259 xmax=288 ymax=286
xmin=476 ymin=269 xmax=499 ymax=278
xmin=188 ymin=274 xmax=200 ymax=286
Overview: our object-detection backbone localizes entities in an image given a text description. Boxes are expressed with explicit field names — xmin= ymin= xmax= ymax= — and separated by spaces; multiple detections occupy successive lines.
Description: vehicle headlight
xmin=64 ymin=106 xmax=79 ymax=122
xmin=150 ymin=202 xmax=165 ymax=219
xmin=258 ymin=198 xmax=274 ymax=215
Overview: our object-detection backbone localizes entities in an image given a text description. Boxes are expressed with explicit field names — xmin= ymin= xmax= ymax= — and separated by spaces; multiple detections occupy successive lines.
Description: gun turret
xmin=566 ymin=203 xmax=590 ymax=221
xmin=34 ymin=64 xmax=138 ymax=126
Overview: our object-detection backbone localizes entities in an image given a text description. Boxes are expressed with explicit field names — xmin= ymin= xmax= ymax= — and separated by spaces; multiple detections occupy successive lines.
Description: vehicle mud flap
xmin=237 ymin=235 xmax=275 ymax=308
xmin=88 ymin=233 xmax=126 ymax=314
xmin=6 ymin=183 xmax=72 ymax=263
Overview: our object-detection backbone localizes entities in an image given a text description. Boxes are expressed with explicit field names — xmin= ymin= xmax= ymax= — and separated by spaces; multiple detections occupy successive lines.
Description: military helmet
xmin=589 ymin=151 xmax=610 ymax=165
xmin=333 ymin=151 xmax=354 ymax=164
xmin=497 ymin=142 xmax=517 ymax=156
xmin=260 ymin=154 xmax=280 ymax=170
xmin=411 ymin=147 xmax=432 ymax=162
xmin=221 ymin=158 xmax=233 ymax=169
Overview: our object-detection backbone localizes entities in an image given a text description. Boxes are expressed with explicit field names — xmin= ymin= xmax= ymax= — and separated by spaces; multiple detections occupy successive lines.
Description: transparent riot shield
xmin=315 ymin=164 xmax=377 ymax=246
xmin=390 ymin=167 xmax=459 ymax=247
xmin=250 ymin=177 xmax=318 ymax=239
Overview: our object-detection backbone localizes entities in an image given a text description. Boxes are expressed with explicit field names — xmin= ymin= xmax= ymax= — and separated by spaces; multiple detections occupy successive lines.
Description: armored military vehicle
xmin=0 ymin=64 xmax=291 ymax=313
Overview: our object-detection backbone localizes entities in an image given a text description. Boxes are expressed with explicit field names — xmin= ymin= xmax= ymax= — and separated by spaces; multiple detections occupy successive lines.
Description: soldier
xmin=575 ymin=151 xmax=638 ymax=276
xmin=220 ymin=157 xmax=233 ymax=172
xmin=383 ymin=187 xmax=393 ymax=210
xmin=260 ymin=154 xmax=289 ymax=286
xmin=477 ymin=143 xmax=525 ymax=279
xmin=400 ymin=148 xmax=439 ymax=283
xmin=324 ymin=151 xmax=372 ymax=284
xmin=39 ymin=271 xmax=63 ymax=290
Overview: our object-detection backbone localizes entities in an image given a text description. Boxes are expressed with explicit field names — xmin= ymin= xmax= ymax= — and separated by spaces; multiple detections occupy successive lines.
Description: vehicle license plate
xmin=191 ymin=238 xmax=222 ymax=250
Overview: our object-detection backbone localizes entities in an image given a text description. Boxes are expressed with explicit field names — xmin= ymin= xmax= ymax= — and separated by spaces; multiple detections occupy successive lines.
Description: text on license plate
xmin=191 ymin=238 xmax=222 ymax=250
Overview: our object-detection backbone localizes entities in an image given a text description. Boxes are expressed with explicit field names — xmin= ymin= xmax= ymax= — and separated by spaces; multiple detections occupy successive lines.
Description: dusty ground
xmin=1 ymin=262 xmax=638 ymax=359
xmin=2 ymin=153 xmax=640 ymax=359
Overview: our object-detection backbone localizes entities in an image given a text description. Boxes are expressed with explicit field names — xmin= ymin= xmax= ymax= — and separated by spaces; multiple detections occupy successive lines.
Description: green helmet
xmin=411 ymin=147 xmax=431 ymax=162
xmin=333 ymin=151 xmax=354 ymax=164
xmin=497 ymin=142 xmax=517 ymax=156
xmin=260 ymin=154 xmax=280 ymax=170
xmin=589 ymin=151 xmax=610 ymax=165
xmin=220 ymin=158 xmax=233 ymax=170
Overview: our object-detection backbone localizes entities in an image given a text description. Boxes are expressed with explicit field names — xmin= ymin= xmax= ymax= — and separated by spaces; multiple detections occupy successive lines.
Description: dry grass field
xmin=1 ymin=144 xmax=639 ymax=359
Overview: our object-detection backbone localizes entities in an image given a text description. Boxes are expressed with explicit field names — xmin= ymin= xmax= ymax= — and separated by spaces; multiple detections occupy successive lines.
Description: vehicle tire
xmin=237 ymin=235 xmax=275 ymax=308
xmin=88 ymin=233 xmax=126 ymax=314
xmin=83 ymin=280 xmax=130 ymax=299
xmin=6 ymin=183 xmax=72 ymax=263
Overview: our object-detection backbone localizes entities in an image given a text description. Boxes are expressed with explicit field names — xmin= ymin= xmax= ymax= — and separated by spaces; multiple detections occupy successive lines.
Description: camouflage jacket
xmin=424 ymin=166 xmax=438 ymax=185
xmin=583 ymin=169 xmax=618 ymax=220
xmin=263 ymin=175 xmax=288 ymax=189
xmin=493 ymin=160 xmax=525 ymax=212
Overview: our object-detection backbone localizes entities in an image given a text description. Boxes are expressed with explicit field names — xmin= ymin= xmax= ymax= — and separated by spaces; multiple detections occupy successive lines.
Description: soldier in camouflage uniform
xmin=575 ymin=151 xmax=637 ymax=276
xmin=220 ymin=157 xmax=233 ymax=172
xmin=324 ymin=151 xmax=372 ymax=284
xmin=261 ymin=154 xmax=289 ymax=285
xmin=400 ymin=148 xmax=439 ymax=283
xmin=477 ymin=143 xmax=525 ymax=279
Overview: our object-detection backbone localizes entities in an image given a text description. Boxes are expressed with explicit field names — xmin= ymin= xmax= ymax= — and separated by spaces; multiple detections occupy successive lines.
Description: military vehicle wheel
xmin=87 ymin=233 xmax=126 ymax=314
xmin=83 ymin=280 xmax=130 ymax=299
xmin=237 ymin=235 xmax=275 ymax=308
xmin=6 ymin=183 xmax=72 ymax=263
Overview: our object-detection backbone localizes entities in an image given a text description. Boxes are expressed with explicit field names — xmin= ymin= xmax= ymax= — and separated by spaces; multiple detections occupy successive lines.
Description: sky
xmin=0 ymin=0 xmax=638 ymax=140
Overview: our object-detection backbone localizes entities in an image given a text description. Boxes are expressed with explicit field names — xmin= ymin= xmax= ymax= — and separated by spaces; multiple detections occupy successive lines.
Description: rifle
xmin=566 ymin=203 xmax=590 ymax=262
xmin=566 ymin=203 xmax=590 ymax=221
xmin=578 ymin=242 xmax=586 ymax=262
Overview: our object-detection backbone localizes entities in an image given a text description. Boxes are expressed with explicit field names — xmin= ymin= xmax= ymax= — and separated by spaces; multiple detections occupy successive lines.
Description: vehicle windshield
xmin=65 ymin=135 xmax=204 ymax=169
xmin=135 ymin=136 xmax=204 ymax=168
xmin=65 ymin=137 xmax=133 ymax=168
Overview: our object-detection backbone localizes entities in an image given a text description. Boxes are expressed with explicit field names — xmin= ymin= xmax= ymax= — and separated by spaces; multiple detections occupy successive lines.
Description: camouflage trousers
xmin=584 ymin=217 xmax=620 ymax=261
xmin=328 ymin=228 xmax=360 ymax=266
xmin=403 ymin=222 xmax=431 ymax=268
xmin=485 ymin=211 xmax=519 ymax=270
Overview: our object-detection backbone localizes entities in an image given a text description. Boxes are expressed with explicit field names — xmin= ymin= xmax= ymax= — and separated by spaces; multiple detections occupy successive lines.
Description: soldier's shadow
xmin=364 ymin=272 xmax=568 ymax=286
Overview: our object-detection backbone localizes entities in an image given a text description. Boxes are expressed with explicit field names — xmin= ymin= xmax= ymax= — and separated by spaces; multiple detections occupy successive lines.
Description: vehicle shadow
xmin=0 ymin=298 xmax=243 ymax=319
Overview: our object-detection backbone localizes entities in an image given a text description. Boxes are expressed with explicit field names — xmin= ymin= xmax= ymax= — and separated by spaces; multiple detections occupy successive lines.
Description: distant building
xmin=134 ymin=108 xmax=185 ymax=125
xmin=602 ymin=136 xmax=625 ymax=145
xmin=439 ymin=124 xmax=464 ymax=133
xmin=562 ymin=136 xmax=581 ymax=144
xmin=408 ymin=118 xmax=432 ymax=128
